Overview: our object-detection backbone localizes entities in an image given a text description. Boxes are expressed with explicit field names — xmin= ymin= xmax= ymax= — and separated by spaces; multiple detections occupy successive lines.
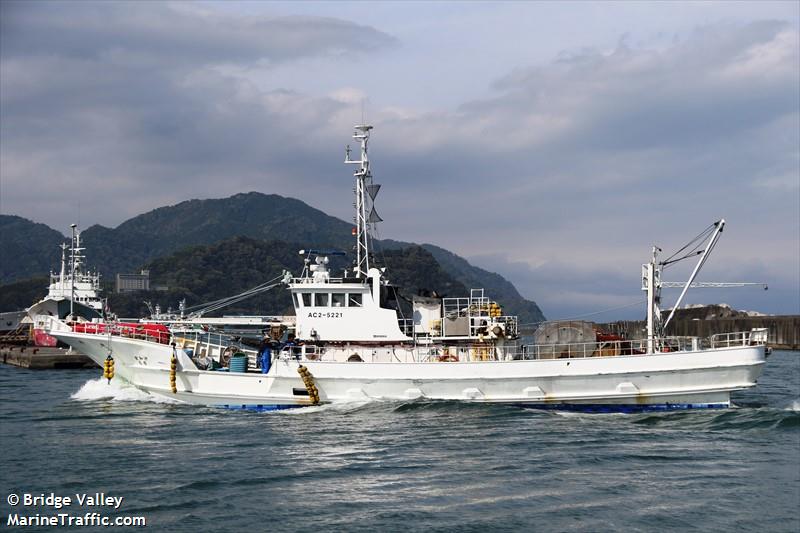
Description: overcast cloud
xmin=1 ymin=1 xmax=797 ymax=320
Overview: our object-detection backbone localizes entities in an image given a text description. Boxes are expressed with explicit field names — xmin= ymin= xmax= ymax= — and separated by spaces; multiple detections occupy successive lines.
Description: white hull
xmin=56 ymin=330 xmax=765 ymax=411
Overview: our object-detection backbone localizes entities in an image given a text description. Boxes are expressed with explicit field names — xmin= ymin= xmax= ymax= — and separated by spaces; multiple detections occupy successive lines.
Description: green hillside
xmin=105 ymin=238 xmax=467 ymax=319
xmin=0 ymin=276 xmax=49 ymax=312
xmin=0 ymin=215 xmax=65 ymax=283
xmin=0 ymin=192 xmax=546 ymax=321
xmin=80 ymin=192 xmax=354 ymax=276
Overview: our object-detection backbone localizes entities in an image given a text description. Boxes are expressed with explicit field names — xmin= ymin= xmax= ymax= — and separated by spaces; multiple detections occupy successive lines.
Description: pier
xmin=0 ymin=345 xmax=96 ymax=369
xmin=598 ymin=316 xmax=800 ymax=350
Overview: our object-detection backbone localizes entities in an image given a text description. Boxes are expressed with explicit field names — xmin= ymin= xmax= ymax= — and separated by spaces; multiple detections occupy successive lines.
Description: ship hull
xmin=33 ymin=328 xmax=59 ymax=347
xmin=0 ymin=310 xmax=26 ymax=333
xmin=28 ymin=298 xmax=103 ymax=347
xmin=54 ymin=330 xmax=765 ymax=411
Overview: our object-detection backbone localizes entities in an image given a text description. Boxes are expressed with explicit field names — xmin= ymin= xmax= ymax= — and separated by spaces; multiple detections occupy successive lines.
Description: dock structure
xmin=597 ymin=316 xmax=800 ymax=350
xmin=0 ymin=345 xmax=96 ymax=369
xmin=519 ymin=316 xmax=799 ymax=351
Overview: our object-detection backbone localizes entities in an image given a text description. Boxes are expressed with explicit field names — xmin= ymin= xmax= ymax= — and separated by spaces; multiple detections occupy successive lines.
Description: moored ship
xmin=28 ymin=226 xmax=103 ymax=346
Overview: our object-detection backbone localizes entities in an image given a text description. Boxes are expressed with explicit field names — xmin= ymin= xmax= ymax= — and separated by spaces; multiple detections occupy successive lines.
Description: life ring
xmin=437 ymin=354 xmax=458 ymax=362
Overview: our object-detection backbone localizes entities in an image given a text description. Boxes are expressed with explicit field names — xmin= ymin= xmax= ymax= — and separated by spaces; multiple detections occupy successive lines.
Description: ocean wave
xmin=70 ymin=377 xmax=178 ymax=404
xmin=276 ymin=397 xmax=379 ymax=415
xmin=390 ymin=398 xmax=513 ymax=414
xmin=550 ymin=410 xmax=630 ymax=418
xmin=710 ymin=408 xmax=800 ymax=431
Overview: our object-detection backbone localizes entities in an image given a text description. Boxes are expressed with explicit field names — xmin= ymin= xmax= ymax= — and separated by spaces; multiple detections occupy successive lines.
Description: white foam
xmin=551 ymin=410 xmax=585 ymax=418
xmin=71 ymin=377 xmax=178 ymax=404
xmin=550 ymin=410 xmax=630 ymax=418
xmin=785 ymin=399 xmax=800 ymax=412
xmin=278 ymin=398 xmax=377 ymax=415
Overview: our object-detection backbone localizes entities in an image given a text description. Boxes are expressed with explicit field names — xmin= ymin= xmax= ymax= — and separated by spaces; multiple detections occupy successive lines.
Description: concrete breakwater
xmin=598 ymin=316 xmax=800 ymax=350
xmin=0 ymin=345 xmax=96 ymax=369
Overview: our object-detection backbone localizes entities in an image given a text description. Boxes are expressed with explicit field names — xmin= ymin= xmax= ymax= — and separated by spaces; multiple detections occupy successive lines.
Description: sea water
xmin=1 ymin=351 xmax=798 ymax=532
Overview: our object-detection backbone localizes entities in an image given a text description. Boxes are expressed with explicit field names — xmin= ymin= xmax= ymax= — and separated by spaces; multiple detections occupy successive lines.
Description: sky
xmin=1 ymin=0 xmax=798 ymax=320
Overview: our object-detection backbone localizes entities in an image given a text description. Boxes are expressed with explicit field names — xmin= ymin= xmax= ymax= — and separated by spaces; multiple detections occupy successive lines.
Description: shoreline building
xmin=116 ymin=270 xmax=150 ymax=293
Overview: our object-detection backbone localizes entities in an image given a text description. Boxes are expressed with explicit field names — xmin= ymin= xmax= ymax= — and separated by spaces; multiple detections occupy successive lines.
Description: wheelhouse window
xmin=314 ymin=293 xmax=329 ymax=307
xmin=301 ymin=293 xmax=312 ymax=307
xmin=292 ymin=293 xmax=300 ymax=308
xmin=349 ymin=293 xmax=362 ymax=307
xmin=331 ymin=293 xmax=345 ymax=307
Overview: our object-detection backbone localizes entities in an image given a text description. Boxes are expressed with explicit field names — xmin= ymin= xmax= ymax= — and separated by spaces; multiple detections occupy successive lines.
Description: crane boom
xmin=662 ymin=219 xmax=725 ymax=332
xmin=661 ymin=282 xmax=767 ymax=289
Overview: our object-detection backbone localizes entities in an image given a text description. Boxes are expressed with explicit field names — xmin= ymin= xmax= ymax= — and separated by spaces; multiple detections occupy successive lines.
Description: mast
xmin=59 ymin=243 xmax=68 ymax=291
xmin=70 ymin=224 xmax=77 ymax=319
xmin=643 ymin=246 xmax=662 ymax=354
xmin=345 ymin=124 xmax=381 ymax=278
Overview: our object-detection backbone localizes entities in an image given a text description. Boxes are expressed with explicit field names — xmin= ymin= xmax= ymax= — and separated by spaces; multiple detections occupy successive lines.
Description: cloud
xmin=0 ymin=4 xmax=797 ymax=317
xmin=468 ymin=249 xmax=794 ymax=321
xmin=370 ymin=22 xmax=799 ymax=318
xmin=0 ymin=1 xmax=395 ymax=226
xmin=0 ymin=1 xmax=396 ymax=66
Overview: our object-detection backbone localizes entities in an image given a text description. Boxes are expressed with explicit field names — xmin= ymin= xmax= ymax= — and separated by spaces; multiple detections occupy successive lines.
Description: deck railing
xmin=68 ymin=321 xmax=172 ymax=345
xmin=514 ymin=330 xmax=765 ymax=361
xmin=57 ymin=315 xmax=766 ymax=368
xmin=711 ymin=329 xmax=768 ymax=349
xmin=516 ymin=338 xmax=651 ymax=360
xmin=277 ymin=330 xmax=766 ymax=364
xmin=398 ymin=319 xmax=414 ymax=337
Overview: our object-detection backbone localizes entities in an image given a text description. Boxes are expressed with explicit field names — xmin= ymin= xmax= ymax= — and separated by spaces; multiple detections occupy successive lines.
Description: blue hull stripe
xmin=515 ymin=403 xmax=729 ymax=413
xmin=212 ymin=402 xmax=729 ymax=413
xmin=214 ymin=404 xmax=303 ymax=412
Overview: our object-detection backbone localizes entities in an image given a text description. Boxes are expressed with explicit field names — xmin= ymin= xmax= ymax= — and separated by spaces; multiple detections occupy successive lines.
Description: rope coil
xmin=170 ymin=347 xmax=178 ymax=394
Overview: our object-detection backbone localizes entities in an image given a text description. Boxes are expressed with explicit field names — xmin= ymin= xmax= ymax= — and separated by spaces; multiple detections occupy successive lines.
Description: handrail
xmin=70 ymin=321 xmax=172 ymax=345
xmin=62 ymin=318 xmax=764 ymax=365
xmin=398 ymin=318 xmax=414 ymax=336
xmin=290 ymin=277 xmax=365 ymax=285
xmin=277 ymin=331 xmax=762 ymax=364
xmin=711 ymin=329 xmax=767 ymax=348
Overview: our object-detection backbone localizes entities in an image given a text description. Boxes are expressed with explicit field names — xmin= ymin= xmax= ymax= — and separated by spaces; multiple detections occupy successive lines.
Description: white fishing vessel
xmin=28 ymin=225 xmax=103 ymax=346
xmin=48 ymin=125 xmax=768 ymax=411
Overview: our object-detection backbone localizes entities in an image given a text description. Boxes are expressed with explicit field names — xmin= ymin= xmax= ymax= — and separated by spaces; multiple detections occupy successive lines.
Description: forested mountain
xmin=106 ymin=237 xmax=300 ymax=318
xmin=0 ymin=215 xmax=65 ymax=283
xmin=0 ymin=192 xmax=546 ymax=322
xmin=103 ymin=238 xmax=469 ymax=318
xmin=0 ymin=193 xmax=352 ymax=282
xmin=81 ymin=193 xmax=355 ymax=276
xmin=0 ymin=276 xmax=49 ymax=312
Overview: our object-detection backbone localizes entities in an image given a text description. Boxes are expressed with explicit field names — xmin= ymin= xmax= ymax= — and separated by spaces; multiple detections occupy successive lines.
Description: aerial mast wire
xmin=661 ymin=219 xmax=725 ymax=331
